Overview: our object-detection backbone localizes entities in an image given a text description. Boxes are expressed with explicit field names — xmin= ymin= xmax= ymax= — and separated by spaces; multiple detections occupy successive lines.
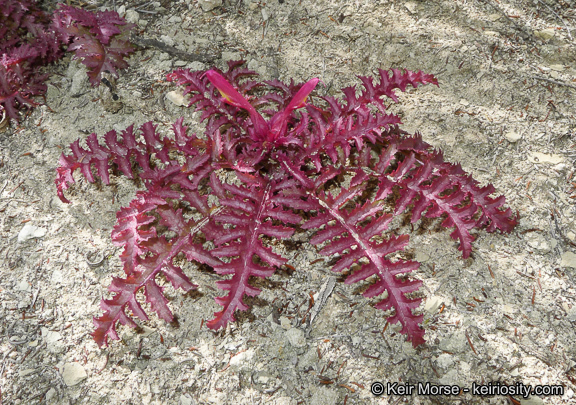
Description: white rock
xmin=70 ymin=68 xmax=88 ymax=96
xmin=51 ymin=269 xmax=63 ymax=284
xmin=125 ymin=10 xmax=140 ymax=24
xmin=221 ymin=51 xmax=241 ymax=61
xmin=554 ymin=163 xmax=567 ymax=172
xmin=66 ymin=60 xmax=82 ymax=79
xmin=285 ymin=328 xmax=306 ymax=348
xmin=198 ymin=0 xmax=222 ymax=12
xmin=41 ymin=327 xmax=62 ymax=344
xmin=561 ymin=251 xmax=576 ymax=268
xmin=189 ymin=61 xmax=206 ymax=71
xmin=16 ymin=280 xmax=31 ymax=291
xmin=229 ymin=348 xmax=254 ymax=369
xmin=438 ymin=331 xmax=466 ymax=353
xmin=502 ymin=304 xmax=515 ymax=315
xmin=298 ymin=347 xmax=319 ymax=370
xmin=550 ymin=71 xmax=560 ymax=79
xmin=160 ymin=35 xmax=175 ymax=47
xmin=272 ymin=397 xmax=297 ymax=405
xmin=424 ymin=296 xmax=443 ymax=314
xmin=140 ymin=325 xmax=156 ymax=336
xmin=117 ymin=5 xmax=126 ymax=17
xmin=415 ymin=250 xmax=430 ymax=263
xmin=261 ymin=8 xmax=269 ymax=21
xmin=404 ymin=2 xmax=417 ymax=14
xmin=310 ymin=386 xmax=339 ymax=405
xmin=247 ymin=59 xmax=259 ymax=71
xmin=45 ymin=388 xmax=56 ymax=401
xmin=562 ymin=303 xmax=576 ymax=321
xmin=18 ymin=224 xmax=46 ymax=242
xmin=534 ymin=28 xmax=555 ymax=41
xmin=19 ymin=368 xmax=35 ymax=377
xmin=520 ymin=396 xmax=545 ymax=405
xmin=166 ymin=91 xmax=188 ymax=106
xmin=279 ymin=316 xmax=292 ymax=330
xmin=528 ymin=152 xmax=563 ymax=165
xmin=438 ymin=369 xmax=459 ymax=385
xmin=550 ymin=64 xmax=565 ymax=72
xmin=62 ymin=362 xmax=87 ymax=386
xmin=505 ymin=131 xmax=522 ymax=142
xmin=435 ymin=353 xmax=454 ymax=369
xmin=525 ymin=233 xmax=552 ymax=254
xmin=179 ymin=394 xmax=194 ymax=405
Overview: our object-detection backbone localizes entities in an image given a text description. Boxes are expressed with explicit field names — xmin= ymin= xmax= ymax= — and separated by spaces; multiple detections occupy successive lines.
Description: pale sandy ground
xmin=1 ymin=0 xmax=576 ymax=404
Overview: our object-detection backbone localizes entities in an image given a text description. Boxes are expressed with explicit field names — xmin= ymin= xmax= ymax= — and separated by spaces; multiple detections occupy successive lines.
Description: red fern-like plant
xmin=52 ymin=5 xmax=135 ymax=86
xmin=0 ymin=0 xmax=59 ymax=121
xmin=0 ymin=1 xmax=134 ymax=122
xmin=56 ymin=61 xmax=517 ymax=347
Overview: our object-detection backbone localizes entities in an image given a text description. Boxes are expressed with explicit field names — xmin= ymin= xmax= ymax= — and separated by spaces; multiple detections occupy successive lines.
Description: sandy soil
xmin=1 ymin=0 xmax=576 ymax=404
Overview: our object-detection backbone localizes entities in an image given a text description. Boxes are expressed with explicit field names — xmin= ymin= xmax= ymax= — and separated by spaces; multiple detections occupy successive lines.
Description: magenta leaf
xmin=205 ymin=173 xmax=298 ymax=330
xmin=296 ymin=170 xmax=425 ymax=345
xmin=0 ymin=2 xmax=134 ymax=122
xmin=53 ymin=5 xmax=134 ymax=86
xmin=93 ymin=207 xmax=220 ymax=347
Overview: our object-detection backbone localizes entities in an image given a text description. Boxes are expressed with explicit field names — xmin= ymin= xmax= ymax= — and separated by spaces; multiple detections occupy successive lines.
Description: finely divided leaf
xmin=54 ymin=5 xmax=134 ymax=85
xmin=303 ymin=181 xmax=425 ymax=346
xmin=205 ymin=174 xmax=298 ymax=330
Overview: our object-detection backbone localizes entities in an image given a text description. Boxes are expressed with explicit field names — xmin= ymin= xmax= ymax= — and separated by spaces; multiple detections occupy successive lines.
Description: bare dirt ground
xmin=1 ymin=0 xmax=576 ymax=404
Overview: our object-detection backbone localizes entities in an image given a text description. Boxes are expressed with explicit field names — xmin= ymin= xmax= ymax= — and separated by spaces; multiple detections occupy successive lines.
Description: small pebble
xmin=160 ymin=35 xmax=175 ymax=47
xmin=62 ymin=362 xmax=87 ymax=386
xmin=285 ymin=328 xmax=306 ymax=348
xmin=198 ymin=0 xmax=222 ymax=12
xmin=18 ymin=224 xmax=46 ymax=242
xmin=261 ymin=8 xmax=269 ymax=21
xmin=166 ymin=91 xmax=188 ymax=106
xmin=505 ymin=131 xmax=522 ymax=143
xmin=561 ymin=251 xmax=576 ymax=269
xmin=46 ymin=388 xmax=56 ymax=401
xmin=534 ymin=28 xmax=555 ymax=41
xmin=125 ymin=10 xmax=140 ymax=24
